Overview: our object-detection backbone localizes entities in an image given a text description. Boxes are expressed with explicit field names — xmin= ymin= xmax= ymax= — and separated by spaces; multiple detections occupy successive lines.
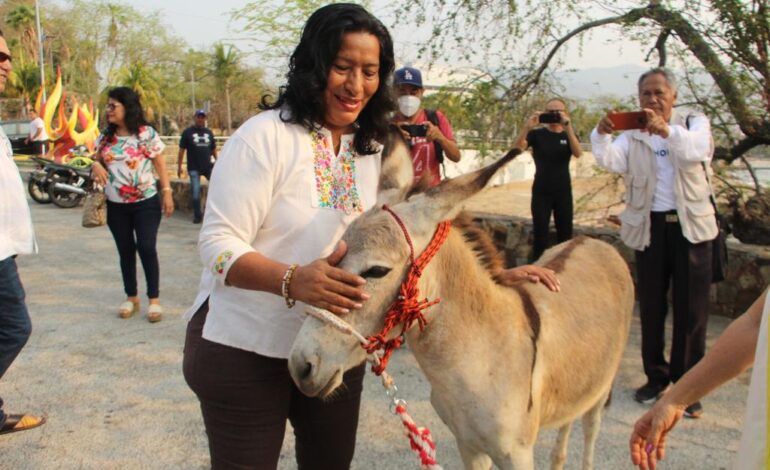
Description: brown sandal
xmin=118 ymin=301 xmax=139 ymax=319
xmin=0 ymin=414 xmax=46 ymax=436
xmin=147 ymin=304 xmax=163 ymax=323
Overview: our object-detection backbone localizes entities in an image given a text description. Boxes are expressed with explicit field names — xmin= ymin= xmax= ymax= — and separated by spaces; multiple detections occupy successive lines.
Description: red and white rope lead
xmin=305 ymin=306 xmax=442 ymax=470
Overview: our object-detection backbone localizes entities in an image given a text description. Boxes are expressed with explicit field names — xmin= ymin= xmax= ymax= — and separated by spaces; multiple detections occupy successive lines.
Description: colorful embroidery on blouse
xmin=98 ymin=126 xmax=166 ymax=203
xmin=311 ymin=131 xmax=362 ymax=215
xmin=213 ymin=250 xmax=234 ymax=275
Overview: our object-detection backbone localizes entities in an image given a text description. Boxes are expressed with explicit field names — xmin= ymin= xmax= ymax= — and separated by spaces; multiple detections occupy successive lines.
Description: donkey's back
xmin=421 ymin=235 xmax=633 ymax=469
xmin=529 ymin=236 xmax=633 ymax=430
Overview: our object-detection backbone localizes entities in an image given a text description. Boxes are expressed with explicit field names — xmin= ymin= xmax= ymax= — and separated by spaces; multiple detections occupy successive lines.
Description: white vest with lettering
xmin=617 ymin=110 xmax=718 ymax=250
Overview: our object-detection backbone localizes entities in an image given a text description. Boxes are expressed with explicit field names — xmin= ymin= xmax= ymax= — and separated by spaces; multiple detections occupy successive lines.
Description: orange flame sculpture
xmin=34 ymin=67 xmax=100 ymax=163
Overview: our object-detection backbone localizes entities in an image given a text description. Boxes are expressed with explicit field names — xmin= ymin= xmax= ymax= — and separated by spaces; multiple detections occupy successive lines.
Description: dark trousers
xmin=106 ymin=195 xmax=162 ymax=299
xmin=183 ymin=301 xmax=366 ymax=470
xmin=636 ymin=211 xmax=712 ymax=386
xmin=32 ymin=140 xmax=48 ymax=156
xmin=189 ymin=167 xmax=211 ymax=220
xmin=0 ymin=256 xmax=33 ymax=428
xmin=531 ymin=187 xmax=573 ymax=261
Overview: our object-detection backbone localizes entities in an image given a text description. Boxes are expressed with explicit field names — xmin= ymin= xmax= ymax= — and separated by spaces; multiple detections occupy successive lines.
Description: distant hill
xmin=554 ymin=64 xmax=649 ymax=99
xmin=421 ymin=63 xmax=653 ymax=100
xmin=420 ymin=63 xmax=711 ymax=104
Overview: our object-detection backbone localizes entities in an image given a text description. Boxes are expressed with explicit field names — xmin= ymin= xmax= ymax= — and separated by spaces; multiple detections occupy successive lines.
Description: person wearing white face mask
xmin=392 ymin=66 xmax=461 ymax=186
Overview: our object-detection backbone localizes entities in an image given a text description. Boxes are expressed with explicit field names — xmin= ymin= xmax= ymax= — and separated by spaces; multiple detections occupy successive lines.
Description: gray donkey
xmin=289 ymin=147 xmax=634 ymax=469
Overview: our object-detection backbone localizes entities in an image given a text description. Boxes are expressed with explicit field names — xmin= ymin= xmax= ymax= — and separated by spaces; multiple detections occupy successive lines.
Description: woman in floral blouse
xmin=91 ymin=87 xmax=173 ymax=323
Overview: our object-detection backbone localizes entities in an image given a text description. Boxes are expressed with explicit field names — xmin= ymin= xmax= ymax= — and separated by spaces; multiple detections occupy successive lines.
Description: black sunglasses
xmin=0 ymin=52 xmax=12 ymax=63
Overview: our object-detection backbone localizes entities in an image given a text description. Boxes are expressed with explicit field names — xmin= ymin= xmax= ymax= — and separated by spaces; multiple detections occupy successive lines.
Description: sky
xmin=108 ymin=0 xmax=649 ymax=70
xmin=43 ymin=0 xmax=650 ymax=92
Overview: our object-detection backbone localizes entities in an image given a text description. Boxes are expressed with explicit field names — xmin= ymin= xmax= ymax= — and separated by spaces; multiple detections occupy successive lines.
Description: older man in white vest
xmin=591 ymin=68 xmax=717 ymax=419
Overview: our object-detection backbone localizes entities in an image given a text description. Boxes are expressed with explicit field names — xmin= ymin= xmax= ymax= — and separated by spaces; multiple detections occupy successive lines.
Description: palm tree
xmin=211 ymin=43 xmax=240 ymax=134
xmin=98 ymin=2 xmax=130 ymax=80
xmin=6 ymin=5 xmax=38 ymax=62
xmin=8 ymin=61 xmax=41 ymax=111
xmin=114 ymin=61 xmax=163 ymax=123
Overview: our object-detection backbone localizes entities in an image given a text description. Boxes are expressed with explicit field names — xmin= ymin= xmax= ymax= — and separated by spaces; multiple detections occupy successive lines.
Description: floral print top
xmin=96 ymin=126 xmax=165 ymax=203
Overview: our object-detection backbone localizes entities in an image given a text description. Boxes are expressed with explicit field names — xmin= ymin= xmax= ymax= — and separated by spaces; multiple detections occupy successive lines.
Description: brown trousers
xmin=183 ymin=301 xmax=366 ymax=470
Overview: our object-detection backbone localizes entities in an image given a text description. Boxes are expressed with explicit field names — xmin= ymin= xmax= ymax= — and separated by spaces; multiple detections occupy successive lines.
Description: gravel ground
xmin=0 ymin=183 xmax=748 ymax=469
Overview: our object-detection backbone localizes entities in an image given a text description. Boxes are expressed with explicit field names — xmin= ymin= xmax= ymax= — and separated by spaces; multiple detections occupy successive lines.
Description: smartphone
xmin=538 ymin=112 xmax=561 ymax=124
xmin=608 ymin=111 xmax=648 ymax=130
xmin=400 ymin=124 xmax=428 ymax=137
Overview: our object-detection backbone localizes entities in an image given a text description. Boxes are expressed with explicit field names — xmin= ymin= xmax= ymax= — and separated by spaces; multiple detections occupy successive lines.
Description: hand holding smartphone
xmin=400 ymin=123 xmax=428 ymax=137
xmin=608 ymin=111 xmax=648 ymax=130
xmin=538 ymin=111 xmax=562 ymax=124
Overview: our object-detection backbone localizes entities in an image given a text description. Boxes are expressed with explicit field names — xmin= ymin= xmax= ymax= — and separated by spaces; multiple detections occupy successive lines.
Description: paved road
xmin=0 ymin=190 xmax=749 ymax=469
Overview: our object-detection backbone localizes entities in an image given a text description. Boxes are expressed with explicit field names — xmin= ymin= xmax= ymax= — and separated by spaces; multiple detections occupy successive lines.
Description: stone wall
xmin=167 ymin=173 xmax=768 ymax=318
xmin=170 ymin=177 xmax=207 ymax=214
xmin=472 ymin=212 xmax=770 ymax=319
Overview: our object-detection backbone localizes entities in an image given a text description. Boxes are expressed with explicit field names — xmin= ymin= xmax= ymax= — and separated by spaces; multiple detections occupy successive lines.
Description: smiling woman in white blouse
xmin=182 ymin=4 xmax=397 ymax=469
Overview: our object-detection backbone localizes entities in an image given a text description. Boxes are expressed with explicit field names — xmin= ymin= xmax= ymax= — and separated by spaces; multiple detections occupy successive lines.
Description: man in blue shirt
xmin=177 ymin=110 xmax=217 ymax=224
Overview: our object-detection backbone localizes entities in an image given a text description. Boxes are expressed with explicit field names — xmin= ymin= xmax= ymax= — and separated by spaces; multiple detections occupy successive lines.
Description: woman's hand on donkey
xmin=290 ymin=241 xmax=370 ymax=315
xmin=497 ymin=265 xmax=560 ymax=292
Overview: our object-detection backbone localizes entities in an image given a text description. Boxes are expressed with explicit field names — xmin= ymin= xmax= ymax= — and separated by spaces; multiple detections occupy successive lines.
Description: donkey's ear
xmin=425 ymin=147 xmax=521 ymax=220
xmin=377 ymin=126 xmax=414 ymax=206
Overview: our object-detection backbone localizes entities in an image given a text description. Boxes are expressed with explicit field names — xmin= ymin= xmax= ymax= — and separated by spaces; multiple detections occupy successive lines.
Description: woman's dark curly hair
xmin=103 ymin=86 xmax=148 ymax=138
xmin=260 ymin=3 xmax=395 ymax=155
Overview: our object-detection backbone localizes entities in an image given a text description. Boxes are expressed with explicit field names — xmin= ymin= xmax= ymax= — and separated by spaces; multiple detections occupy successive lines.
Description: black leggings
xmin=106 ymin=195 xmax=161 ymax=298
xmin=530 ymin=188 xmax=573 ymax=261
xmin=183 ymin=301 xmax=366 ymax=470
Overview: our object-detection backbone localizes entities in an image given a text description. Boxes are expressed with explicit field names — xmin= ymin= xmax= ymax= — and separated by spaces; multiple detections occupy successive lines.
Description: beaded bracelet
xmin=281 ymin=264 xmax=299 ymax=308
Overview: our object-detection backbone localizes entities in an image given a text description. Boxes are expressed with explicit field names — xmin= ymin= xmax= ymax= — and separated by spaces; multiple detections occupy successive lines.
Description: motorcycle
xmin=47 ymin=162 xmax=96 ymax=208
xmin=27 ymin=156 xmax=68 ymax=204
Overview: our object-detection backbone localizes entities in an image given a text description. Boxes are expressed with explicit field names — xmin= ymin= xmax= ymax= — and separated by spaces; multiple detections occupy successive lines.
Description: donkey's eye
xmin=361 ymin=266 xmax=392 ymax=279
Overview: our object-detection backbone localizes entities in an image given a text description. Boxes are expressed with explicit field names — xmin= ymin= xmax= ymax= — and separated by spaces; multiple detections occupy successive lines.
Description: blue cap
xmin=393 ymin=67 xmax=423 ymax=88
xmin=195 ymin=109 xmax=207 ymax=117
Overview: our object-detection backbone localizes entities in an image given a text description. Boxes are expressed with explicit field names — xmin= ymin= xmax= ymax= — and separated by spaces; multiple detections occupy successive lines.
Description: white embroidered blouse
xmin=184 ymin=109 xmax=382 ymax=358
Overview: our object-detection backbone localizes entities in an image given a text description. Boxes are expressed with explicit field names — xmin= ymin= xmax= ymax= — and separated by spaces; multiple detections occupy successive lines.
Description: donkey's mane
xmin=449 ymin=216 xmax=590 ymax=282
xmin=451 ymin=212 xmax=506 ymax=281
xmin=542 ymin=235 xmax=589 ymax=273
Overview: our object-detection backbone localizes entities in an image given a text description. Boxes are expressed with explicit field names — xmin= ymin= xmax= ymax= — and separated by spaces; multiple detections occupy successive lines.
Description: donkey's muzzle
xmin=288 ymin=351 xmax=321 ymax=395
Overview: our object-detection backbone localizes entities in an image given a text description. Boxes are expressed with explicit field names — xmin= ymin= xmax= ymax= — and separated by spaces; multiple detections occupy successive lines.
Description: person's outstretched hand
xmin=629 ymin=398 xmax=684 ymax=470
xmin=497 ymin=265 xmax=560 ymax=292
xmin=290 ymin=240 xmax=369 ymax=315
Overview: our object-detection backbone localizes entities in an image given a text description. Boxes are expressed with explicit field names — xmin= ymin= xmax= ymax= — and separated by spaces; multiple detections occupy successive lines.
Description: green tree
xmin=0 ymin=0 xmax=268 ymax=133
xmin=394 ymin=0 xmax=770 ymax=172
xmin=101 ymin=2 xmax=130 ymax=78
xmin=232 ymin=0 xmax=372 ymax=73
xmin=7 ymin=60 xmax=40 ymax=111
xmin=231 ymin=0 xmax=328 ymax=70
xmin=6 ymin=4 xmax=37 ymax=63
xmin=211 ymin=43 xmax=240 ymax=134
xmin=113 ymin=61 xmax=164 ymax=123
